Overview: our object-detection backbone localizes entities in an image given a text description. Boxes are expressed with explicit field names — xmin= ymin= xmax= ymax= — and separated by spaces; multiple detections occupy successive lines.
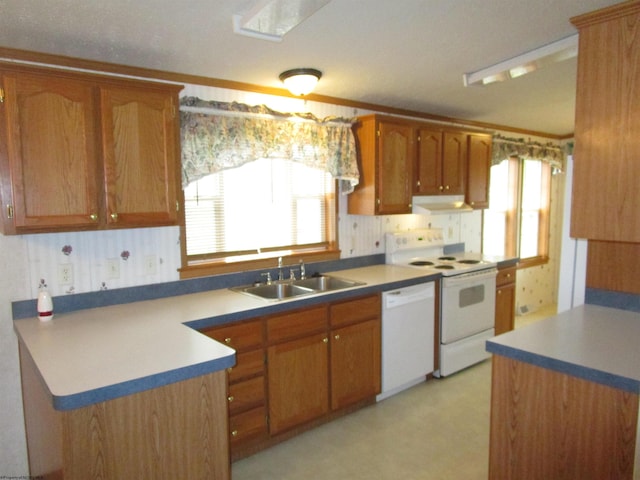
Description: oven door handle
xmin=442 ymin=268 xmax=498 ymax=287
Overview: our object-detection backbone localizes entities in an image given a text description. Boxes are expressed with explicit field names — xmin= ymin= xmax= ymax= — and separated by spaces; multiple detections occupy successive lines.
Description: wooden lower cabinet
xmin=495 ymin=265 xmax=516 ymax=335
xmin=204 ymin=293 xmax=381 ymax=460
xmin=267 ymin=331 xmax=330 ymax=434
xmin=200 ymin=319 xmax=268 ymax=453
xmin=19 ymin=345 xmax=230 ymax=480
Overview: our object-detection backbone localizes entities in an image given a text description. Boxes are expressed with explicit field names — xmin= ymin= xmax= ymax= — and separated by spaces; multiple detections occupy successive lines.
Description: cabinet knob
xmin=498 ymin=290 xmax=502 ymax=295
xmin=439 ymin=185 xmax=444 ymax=191
xmin=110 ymin=212 xmax=119 ymax=221
xmin=89 ymin=213 xmax=98 ymax=221
xmin=445 ymin=185 xmax=450 ymax=190
xmin=227 ymin=395 xmax=234 ymax=403
xmin=334 ymin=334 xmax=340 ymax=340
xmin=323 ymin=337 xmax=329 ymax=343
xmin=224 ymin=337 xmax=232 ymax=344
xmin=231 ymin=430 xmax=238 ymax=437
xmin=506 ymin=273 xmax=511 ymax=278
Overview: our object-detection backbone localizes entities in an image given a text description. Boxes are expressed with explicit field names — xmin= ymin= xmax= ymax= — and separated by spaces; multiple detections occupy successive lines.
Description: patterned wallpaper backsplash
xmin=24 ymin=227 xmax=181 ymax=299
xmin=22 ymin=197 xmax=483 ymax=300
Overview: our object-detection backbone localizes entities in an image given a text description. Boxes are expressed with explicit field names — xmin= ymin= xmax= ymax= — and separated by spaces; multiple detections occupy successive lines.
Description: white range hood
xmin=412 ymin=195 xmax=473 ymax=215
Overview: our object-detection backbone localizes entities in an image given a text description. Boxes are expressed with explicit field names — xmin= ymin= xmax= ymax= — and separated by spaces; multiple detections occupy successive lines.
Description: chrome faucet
xmin=277 ymin=257 xmax=284 ymax=281
xmin=299 ymin=259 xmax=306 ymax=280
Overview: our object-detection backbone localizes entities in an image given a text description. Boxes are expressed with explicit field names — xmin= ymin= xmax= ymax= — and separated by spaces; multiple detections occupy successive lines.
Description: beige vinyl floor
xmin=232 ymin=304 xmax=557 ymax=480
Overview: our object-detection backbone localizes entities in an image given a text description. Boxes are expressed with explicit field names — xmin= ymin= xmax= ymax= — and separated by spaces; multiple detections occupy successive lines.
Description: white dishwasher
xmin=377 ymin=281 xmax=435 ymax=401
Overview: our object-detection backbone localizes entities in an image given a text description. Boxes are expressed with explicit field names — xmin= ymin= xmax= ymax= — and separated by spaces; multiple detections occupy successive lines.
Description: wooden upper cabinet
xmin=415 ymin=129 xmax=466 ymax=196
xmin=466 ymin=133 xmax=492 ymax=209
xmin=348 ymin=115 xmax=414 ymax=215
xmin=0 ymin=70 xmax=100 ymax=233
xmin=570 ymin=1 xmax=640 ymax=241
xmin=0 ymin=64 xmax=182 ymax=234
xmin=100 ymin=85 xmax=180 ymax=228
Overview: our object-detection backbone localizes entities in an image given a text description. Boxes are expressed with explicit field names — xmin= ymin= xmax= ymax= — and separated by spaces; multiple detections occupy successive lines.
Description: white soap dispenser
xmin=37 ymin=280 xmax=54 ymax=322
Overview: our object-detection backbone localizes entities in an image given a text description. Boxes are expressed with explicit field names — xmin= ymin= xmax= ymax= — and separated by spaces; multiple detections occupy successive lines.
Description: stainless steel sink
xmin=232 ymin=283 xmax=315 ymax=300
xmin=231 ymin=275 xmax=365 ymax=301
xmin=292 ymin=275 xmax=365 ymax=292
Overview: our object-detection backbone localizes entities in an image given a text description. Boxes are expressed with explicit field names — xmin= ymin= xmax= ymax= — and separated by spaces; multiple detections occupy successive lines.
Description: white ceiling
xmin=0 ymin=0 xmax=622 ymax=136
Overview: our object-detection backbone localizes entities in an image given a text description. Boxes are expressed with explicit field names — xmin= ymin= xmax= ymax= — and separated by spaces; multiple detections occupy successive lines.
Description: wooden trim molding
xmin=0 ymin=46 xmax=570 ymax=139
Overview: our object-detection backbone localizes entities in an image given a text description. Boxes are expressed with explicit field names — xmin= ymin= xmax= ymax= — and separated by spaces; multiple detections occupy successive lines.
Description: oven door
xmin=440 ymin=268 xmax=497 ymax=344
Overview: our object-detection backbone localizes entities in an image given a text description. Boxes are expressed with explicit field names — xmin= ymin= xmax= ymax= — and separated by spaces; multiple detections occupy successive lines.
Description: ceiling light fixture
xmin=233 ymin=0 xmax=332 ymax=42
xmin=279 ymin=68 xmax=322 ymax=96
xmin=463 ymin=33 xmax=579 ymax=86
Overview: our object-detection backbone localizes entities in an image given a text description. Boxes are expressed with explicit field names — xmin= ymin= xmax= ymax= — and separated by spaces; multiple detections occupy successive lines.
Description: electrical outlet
xmin=58 ymin=264 xmax=73 ymax=285
xmin=107 ymin=258 xmax=120 ymax=279
xmin=145 ymin=255 xmax=157 ymax=276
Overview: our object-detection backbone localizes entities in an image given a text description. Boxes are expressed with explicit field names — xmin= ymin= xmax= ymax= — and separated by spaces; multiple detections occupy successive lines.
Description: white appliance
xmin=385 ymin=229 xmax=497 ymax=377
xmin=377 ymin=282 xmax=435 ymax=401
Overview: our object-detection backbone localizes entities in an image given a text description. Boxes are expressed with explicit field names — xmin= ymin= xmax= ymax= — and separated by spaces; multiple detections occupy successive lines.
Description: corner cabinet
xmin=0 ymin=64 xmax=182 ymax=234
xmin=348 ymin=115 xmax=414 ymax=215
xmin=570 ymin=1 xmax=640 ymax=242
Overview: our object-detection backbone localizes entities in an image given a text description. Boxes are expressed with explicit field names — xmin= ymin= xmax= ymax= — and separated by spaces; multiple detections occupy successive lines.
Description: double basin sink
xmin=231 ymin=275 xmax=365 ymax=301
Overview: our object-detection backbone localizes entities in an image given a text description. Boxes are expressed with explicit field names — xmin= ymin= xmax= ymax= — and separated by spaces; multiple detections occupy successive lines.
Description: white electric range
xmin=385 ymin=229 xmax=497 ymax=376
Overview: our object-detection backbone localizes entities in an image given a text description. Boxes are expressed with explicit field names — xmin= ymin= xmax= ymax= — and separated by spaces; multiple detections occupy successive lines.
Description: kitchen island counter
xmin=486 ymin=305 xmax=640 ymax=479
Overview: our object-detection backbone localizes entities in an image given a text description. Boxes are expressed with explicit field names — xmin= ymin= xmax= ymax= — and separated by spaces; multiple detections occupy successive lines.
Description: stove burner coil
xmin=438 ymin=256 xmax=456 ymax=261
xmin=410 ymin=260 xmax=435 ymax=266
xmin=435 ymin=264 xmax=455 ymax=270
xmin=457 ymin=259 xmax=480 ymax=264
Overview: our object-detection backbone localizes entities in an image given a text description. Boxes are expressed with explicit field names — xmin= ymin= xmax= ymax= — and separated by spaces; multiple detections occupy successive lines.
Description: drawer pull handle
xmin=227 ymin=395 xmax=234 ymax=403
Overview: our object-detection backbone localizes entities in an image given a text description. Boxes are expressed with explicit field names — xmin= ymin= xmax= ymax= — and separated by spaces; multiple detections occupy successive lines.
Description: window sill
xmin=517 ymin=255 xmax=549 ymax=270
xmin=179 ymin=249 xmax=341 ymax=280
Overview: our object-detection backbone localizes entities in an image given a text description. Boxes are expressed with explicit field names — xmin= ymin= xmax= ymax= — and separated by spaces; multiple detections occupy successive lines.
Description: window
xmin=182 ymin=157 xmax=337 ymax=275
xmin=483 ymin=156 xmax=551 ymax=267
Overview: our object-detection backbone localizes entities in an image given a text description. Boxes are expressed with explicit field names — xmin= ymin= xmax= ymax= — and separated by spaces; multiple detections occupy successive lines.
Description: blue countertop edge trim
xmin=51 ymin=353 xmax=236 ymax=411
xmin=485 ymin=340 xmax=640 ymax=394
xmin=585 ymin=287 xmax=640 ymax=313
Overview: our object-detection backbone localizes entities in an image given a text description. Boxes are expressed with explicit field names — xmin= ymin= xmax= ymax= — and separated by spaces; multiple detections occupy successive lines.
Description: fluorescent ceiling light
xmin=463 ymin=33 xmax=578 ymax=87
xmin=233 ymin=0 xmax=332 ymax=42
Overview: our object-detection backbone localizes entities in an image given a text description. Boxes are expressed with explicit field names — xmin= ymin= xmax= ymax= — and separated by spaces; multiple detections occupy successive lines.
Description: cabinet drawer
xmin=201 ymin=319 xmax=263 ymax=352
xmin=228 ymin=349 xmax=264 ymax=383
xmin=228 ymin=376 xmax=265 ymax=415
xmin=267 ymin=305 xmax=328 ymax=344
xmin=496 ymin=266 xmax=517 ymax=287
xmin=330 ymin=294 xmax=381 ymax=328
xmin=230 ymin=406 xmax=268 ymax=445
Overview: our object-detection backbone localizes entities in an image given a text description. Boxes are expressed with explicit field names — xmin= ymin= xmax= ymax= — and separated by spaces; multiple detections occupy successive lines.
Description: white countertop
xmin=14 ymin=264 xmax=438 ymax=410
xmin=486 ymin=304 xmax=640 ymax=393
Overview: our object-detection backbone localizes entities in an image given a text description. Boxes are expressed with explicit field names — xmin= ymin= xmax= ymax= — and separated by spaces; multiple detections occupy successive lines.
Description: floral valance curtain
xmin=492 ymin=134 xmax=566 ymax=170
xmin=179 ymin=97 xmax=360 ymax=193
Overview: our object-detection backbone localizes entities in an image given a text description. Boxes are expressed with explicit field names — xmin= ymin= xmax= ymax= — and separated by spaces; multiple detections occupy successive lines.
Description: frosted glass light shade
xmin=279 ymin=68 xmax=322 ymax=96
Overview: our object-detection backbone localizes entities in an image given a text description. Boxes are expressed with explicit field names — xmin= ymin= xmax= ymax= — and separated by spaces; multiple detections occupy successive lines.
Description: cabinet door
xmin=267 ymin=332 xmax=329 ymax=434
xmin=495 ymin=282 xmax=516 ymax=335
xmin=377 ymin=121 xmax=414 ymax=214
xmin=415 ymin=127 xmax=443 ymax=195
xmin=330 ymin=318 xmax=381 ymax=410
xmin=100 ymin=85 xmax=179 ymax=228
xmin=441 ymin=131 xmax=466 ymax=195
xmin=466 ymin=134 xmax=492 ymax=209
xmin=571 ymin=5 xmax=640 ymax=242
xmin=0 ymin=71 xmax=100 ymax=233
